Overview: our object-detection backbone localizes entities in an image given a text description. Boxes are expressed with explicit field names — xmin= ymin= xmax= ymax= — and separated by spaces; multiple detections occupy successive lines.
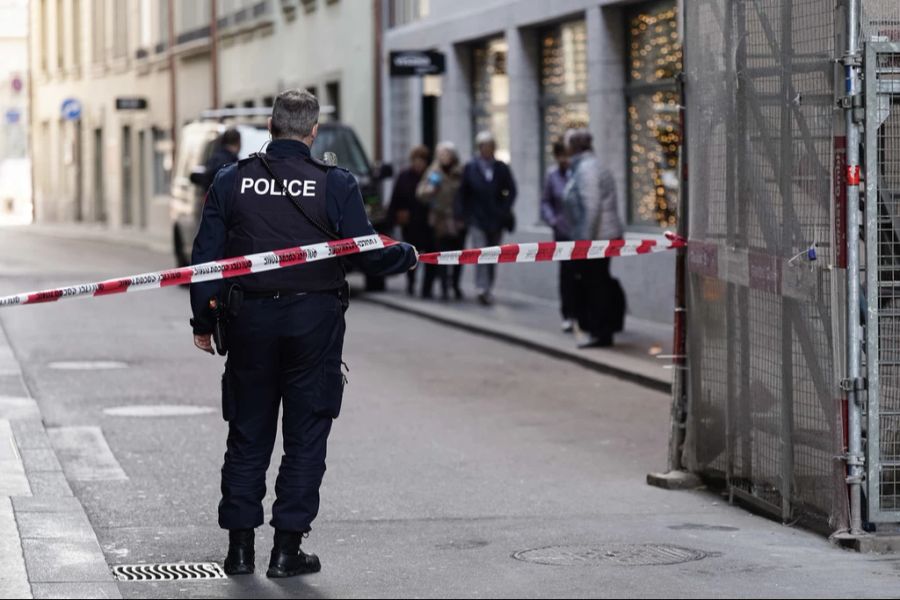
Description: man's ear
xmin=267 ymin=117 xmax=273 ymax=136
xmin=311 ymin=123 xmax=319 ymax=140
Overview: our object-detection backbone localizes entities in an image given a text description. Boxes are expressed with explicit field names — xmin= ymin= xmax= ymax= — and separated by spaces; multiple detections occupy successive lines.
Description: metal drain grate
xmin=112 ymin=563 xmax=226 ymax=582
xmin=512 ymin=544 xmax=710 ymax=567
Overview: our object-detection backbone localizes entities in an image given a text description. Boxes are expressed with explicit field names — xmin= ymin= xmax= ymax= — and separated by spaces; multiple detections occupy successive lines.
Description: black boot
xmin=267 ymin=530 xmax=321 ymax=578
xmin=223 ymin=529 xmax=255 ymax=576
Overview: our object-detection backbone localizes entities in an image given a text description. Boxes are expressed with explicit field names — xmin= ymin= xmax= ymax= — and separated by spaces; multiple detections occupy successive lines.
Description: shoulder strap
xmin=253 ymin=152 xmax=340 ymax=241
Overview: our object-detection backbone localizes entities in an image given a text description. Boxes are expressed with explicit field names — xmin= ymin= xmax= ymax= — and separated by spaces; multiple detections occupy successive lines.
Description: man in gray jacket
xmin=563 ymin=128 xmax=625 ymax=348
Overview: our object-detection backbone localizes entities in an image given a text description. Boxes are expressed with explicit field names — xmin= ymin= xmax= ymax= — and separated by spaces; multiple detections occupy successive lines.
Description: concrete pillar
xmin=506 ymin=25 xmax=541 ymax=228
xmin=586 ymin=5 xmax=628 ymax=225
xmin=441 ymin=42 xmax=472 ymax=160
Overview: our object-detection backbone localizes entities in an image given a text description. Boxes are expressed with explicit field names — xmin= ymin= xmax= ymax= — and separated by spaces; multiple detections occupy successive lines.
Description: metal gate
xmin=864 ymin=40 xmax=900 ymax=524
xmin=682 ymin=0 xmax=848 ymax=531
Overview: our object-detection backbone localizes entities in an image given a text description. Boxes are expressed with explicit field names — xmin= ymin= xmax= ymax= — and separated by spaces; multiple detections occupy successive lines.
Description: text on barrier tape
xmin=0 ymin=234 xmax=396 ymax=308
xmin=0 ymin=233 xmax=686 ymax=308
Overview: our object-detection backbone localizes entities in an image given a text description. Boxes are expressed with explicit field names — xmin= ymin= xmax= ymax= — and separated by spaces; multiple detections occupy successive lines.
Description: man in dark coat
xmin=458 ymin=131 xmax=517 ymax=305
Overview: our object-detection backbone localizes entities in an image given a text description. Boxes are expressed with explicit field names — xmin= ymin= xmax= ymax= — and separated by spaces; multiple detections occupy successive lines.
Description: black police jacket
xmin=190 ymin=139 xmax=417 ymax=335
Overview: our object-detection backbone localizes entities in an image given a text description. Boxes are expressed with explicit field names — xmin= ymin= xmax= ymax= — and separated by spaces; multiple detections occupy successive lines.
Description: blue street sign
xmin=61 ymin=98 xmax=81 ymax=121
xmin=5 ymin=109 xmax=20 ymax=124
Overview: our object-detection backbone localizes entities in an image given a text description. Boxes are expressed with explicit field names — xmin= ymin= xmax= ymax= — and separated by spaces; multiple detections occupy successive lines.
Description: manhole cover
xmin=49 ymin=361 xmax=128 ymax=371
xmin=512 ymin=544 xmax=710 ymax=567
xmin=112 ymin=563 xmax=226 ymax=582
xmin=103 ymin=405 xmax=216 ymax=418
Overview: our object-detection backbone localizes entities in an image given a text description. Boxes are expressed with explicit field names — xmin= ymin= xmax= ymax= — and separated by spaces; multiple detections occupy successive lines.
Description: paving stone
xmin=21 ymin=538 xmax=113 ymax=583
xmin=16 ymin=510 xmax=95 ymax=540
xmin=12 ymin=497 xmax=83 ymax=513
xmin=31 ymin=582 xmax=121 ymax=599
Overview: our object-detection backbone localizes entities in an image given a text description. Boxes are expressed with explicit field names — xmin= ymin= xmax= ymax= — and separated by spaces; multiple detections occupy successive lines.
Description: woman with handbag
xmin=416 ymin=142 xmax=464 ymax=300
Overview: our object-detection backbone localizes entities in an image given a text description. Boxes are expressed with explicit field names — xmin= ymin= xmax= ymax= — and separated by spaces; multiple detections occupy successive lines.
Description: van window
xmin=312 ymin=127 xmax=370 ymax=176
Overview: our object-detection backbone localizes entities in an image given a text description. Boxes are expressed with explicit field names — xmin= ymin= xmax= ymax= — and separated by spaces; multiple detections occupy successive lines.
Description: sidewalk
xmin=355 ymin=275 xmax=675 ymax=393
xmin=0 ymin=320 xmax=119 ymax=599
xmin=5 ymin=223 xmax=171 ymax=256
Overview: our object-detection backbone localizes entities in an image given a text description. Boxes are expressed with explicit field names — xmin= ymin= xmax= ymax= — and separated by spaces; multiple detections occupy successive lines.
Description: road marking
xmin=103 ymin=405 xmax=216 ymax=418
xmin=47 ymin=427 xmax=128 ymax=482
xmin=47 ymin=361 xmax=128 ymax=371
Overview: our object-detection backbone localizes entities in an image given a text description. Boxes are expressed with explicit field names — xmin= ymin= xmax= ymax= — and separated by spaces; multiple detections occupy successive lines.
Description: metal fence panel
xmin=865 ymin=41 xmax=900 ymax=523
xmin=683 ymin=0 xmax=849 ymax=529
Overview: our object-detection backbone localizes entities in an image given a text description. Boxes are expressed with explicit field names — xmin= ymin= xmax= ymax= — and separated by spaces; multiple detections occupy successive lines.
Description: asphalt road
xmin=2 ymin=226 xmax=900 ymax=599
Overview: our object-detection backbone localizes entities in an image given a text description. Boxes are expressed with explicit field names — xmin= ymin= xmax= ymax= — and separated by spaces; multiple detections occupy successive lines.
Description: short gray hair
xmin=475 ymin=130 xmax=495 ymax=147
xmin=271 ymin=89 xmax=319 ymax=139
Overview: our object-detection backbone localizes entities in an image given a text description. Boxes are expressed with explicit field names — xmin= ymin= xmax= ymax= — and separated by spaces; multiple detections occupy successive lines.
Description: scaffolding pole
xmin=843 ymin=0 xmax=865 ymax=536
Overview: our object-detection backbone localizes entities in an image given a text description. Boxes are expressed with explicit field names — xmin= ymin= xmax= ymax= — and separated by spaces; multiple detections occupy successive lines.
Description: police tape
xmin=417 ymin=232 xmax=686 ymax=265
xmin=0 ymin=232 xmax=686 ymax=308
xmin=0 ymin=234 xmax=397 ymax=307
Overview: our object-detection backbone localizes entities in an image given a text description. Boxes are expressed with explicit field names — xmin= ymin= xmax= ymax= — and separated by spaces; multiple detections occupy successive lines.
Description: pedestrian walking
xmin=540 ymin=139 xmax=576 ymax=333
xmin=416 ymin=142 xmax=464 ymax=300
xmin=459 ymin=131 xmax=517 ymax=305
xmin=562 ymin=128 xmax=626 ymax=348
xmin=190 ymin=90 xmax=418 ymax=578
xmin=387 ymin=145 xmax=433 ymax=296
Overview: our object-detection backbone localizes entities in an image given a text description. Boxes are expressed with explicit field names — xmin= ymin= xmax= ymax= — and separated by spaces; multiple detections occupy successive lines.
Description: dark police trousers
xmin=219 ymin=291 xmax=346 ymax=533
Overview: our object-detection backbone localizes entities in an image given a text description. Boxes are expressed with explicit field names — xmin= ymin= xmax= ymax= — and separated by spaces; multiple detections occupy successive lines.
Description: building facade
xmin=0 ymin=0 xmax=30 ymax=224
xmin=381 ymin=0 xmax=684 ymax=323
xmin=29 ymin=0 xmax=376 ymax=239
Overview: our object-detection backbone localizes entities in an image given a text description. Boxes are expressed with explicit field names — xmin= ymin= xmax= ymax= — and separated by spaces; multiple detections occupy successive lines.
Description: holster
xmin=211 ymin=284 xmax=244 ymax=356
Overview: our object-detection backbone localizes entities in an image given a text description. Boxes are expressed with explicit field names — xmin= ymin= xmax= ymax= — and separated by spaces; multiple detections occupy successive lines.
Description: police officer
xmin=190 ymin=89 xmax=417 ymax=578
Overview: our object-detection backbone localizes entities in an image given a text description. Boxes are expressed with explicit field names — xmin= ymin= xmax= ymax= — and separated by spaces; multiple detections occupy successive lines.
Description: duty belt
xmin=242 ymin=289 xmax=340 ymax=301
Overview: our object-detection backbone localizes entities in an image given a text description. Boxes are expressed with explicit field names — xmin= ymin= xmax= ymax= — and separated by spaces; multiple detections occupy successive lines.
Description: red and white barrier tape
xmin=0 ymin=234 xmax=396 ymax=307
xmin=417 ymin=232 xmax=686 ymax=265
xmin=0 ymin=232 xmax=686 ymax=308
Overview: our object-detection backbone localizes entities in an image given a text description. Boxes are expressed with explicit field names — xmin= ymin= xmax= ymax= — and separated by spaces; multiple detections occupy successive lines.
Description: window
xmin=624 ymin=0 xmax=682 ymax=228
xmin=471 ymin=37 xmax=510 ymax=163
xmin=92 ymin=0 xmax=105 ymax=64
xmin=325 ymin=81 xmax=340 ymax=122
xmin=139 ymin=0 xmax=152 ymax=50
xmin=388 ymin=0 xmax=428 ymax=28
xmin=40 ymin=0 xmax=48 ymax=73
xmin=56 ymin=0 xmax=64 ymax=70
xmin=112 ymin=0 xmax=128 ymax=59
xmin=72 ymin=0 xmax=82 ymax=67
xmin=156 ymin=0 xmax=169 ymax=52
xmin=540 ymin=19 xmax=589 ymax=174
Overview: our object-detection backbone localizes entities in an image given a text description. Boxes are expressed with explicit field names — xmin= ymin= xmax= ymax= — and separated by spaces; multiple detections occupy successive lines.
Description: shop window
xmin=471 ymin=37 xmax=510 ymax=163
xmin=625 ymin=0 xmax=682 ymax=228
xmin=540 ymin=19 xmax=589 ymax=174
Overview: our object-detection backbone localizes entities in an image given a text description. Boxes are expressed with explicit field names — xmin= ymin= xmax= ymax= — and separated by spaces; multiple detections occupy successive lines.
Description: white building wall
xmin=30 ymin=0 xmax=378 ymax=238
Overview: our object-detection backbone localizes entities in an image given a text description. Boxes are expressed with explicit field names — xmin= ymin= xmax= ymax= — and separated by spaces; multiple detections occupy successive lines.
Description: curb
xmin=358 ymin=292 xmax=672 ymax=394
xmin=0 ymin=319 xmax=121 ymax=599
